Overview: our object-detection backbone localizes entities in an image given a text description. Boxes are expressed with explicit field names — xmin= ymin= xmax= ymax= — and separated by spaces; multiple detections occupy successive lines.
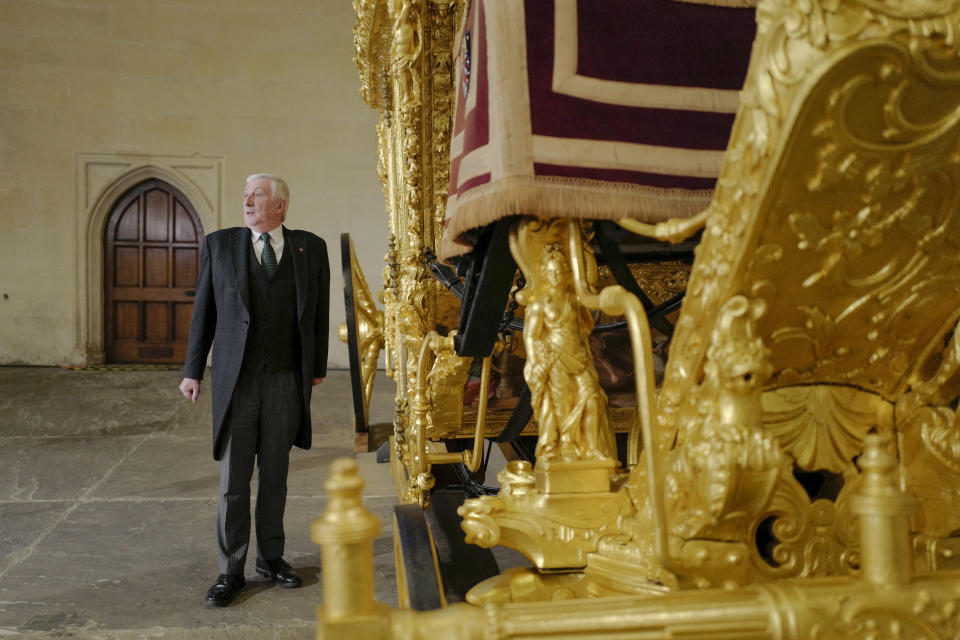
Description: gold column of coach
xmin=352 ymin=0 xmax=468 ymax=504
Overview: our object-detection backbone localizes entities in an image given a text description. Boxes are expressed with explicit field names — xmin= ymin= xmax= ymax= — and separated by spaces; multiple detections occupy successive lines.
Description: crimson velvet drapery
xmin=441 ymin=0 xmax=756 ymax=259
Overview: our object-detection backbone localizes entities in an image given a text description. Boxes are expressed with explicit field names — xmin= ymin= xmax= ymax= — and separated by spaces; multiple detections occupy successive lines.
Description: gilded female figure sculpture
xmin=522 ymin=243 xmax=615 ymax=463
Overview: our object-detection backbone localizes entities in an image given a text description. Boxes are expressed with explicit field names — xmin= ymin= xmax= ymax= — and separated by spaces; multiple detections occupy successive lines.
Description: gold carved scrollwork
xmin=596 ymin=262 xmax=690 ymax=309
xmin=405 ymin=331 xmax=492 ymax=506
xmin=424 ymin=336 xmax=472 ymax=433
xmin=428 ymin=0 xmax=459 ymax=239
xmin=664 ymin=295 xmax=782 ymax=541
xmin=353 ymin=0 xmax=393 ymax=111
xmin=761 ymin=386 xmax=887 ymax=474
xmin=583 ymin=283 xmax=793 ymax=589
xmin=381 ymin=233 xmax=399 ymax=380
xmin=354 ymin=0 xmax=464 ymax=503
xmin=899 ymin=324 xmax=960 ymax=538
xmin=751 ymin=389 xmax=892 ymax=582
xmin=811 ymin=602 xmax=960 ymax=640
xmin=659 ymin=0 xmax=960 ymax=447
xmin=751 ymin=29 xmax=960 ymax=393
xmin=316 ymin=433 xmax=960 ymax=640
xmin=751 ymin=468 xmax=861 ymax=580
xmin=901 ymin=326 xmax=960 ymax=473
xmin=629 ymin=0 xmax=960 ymax=589
xmin=458 ymin=458 xmax=633 ymax=570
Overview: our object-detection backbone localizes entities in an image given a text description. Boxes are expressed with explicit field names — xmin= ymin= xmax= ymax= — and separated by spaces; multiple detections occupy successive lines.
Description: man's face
xmin=243 ymin=177 xmax=285 ymax=231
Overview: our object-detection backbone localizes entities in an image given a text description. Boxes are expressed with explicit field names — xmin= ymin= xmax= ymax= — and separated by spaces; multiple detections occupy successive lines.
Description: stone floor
xmin=0 ymin=367 xmax=401 ymax=639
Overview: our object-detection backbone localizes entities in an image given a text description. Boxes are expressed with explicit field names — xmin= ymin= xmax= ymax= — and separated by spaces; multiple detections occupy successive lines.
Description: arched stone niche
xmin=75 ymin=153 xmax=223 ymax=364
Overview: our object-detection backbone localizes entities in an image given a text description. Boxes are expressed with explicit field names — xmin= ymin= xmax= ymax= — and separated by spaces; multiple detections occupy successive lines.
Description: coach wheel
xmin=393 ymin=504 xmax=446 ymax=610
xmin=339 ymin=232 xmax=384 ymax=452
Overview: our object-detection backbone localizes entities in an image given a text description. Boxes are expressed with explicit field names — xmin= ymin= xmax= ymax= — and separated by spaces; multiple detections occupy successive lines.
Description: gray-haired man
xmin=179 ymin=173 xmax=330 ymax=606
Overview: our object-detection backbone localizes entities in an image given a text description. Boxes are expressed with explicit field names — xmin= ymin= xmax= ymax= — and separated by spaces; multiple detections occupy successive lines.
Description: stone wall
xmin=0 ymin=0 xmax=387 ymax=369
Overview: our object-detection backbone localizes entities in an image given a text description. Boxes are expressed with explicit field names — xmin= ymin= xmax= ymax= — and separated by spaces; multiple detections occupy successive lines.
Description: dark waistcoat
xmin=243 ymin=241 xmax=300 ymax=373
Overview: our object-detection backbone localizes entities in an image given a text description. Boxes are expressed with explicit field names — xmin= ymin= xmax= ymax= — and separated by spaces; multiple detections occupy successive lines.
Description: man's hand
xmin=313 ymin=377 xmax=324 ymax=386
xmin=180 ymin=378 xmax=201 ymax=402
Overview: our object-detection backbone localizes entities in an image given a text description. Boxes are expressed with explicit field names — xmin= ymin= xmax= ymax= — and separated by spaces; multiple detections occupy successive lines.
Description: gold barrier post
xmin=851 ymin=433 xmax=914 ymax=586
xmin=312 ymin=458 xmax=387 ymax=639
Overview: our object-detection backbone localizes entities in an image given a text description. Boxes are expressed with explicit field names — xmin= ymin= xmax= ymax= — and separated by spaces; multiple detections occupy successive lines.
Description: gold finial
xmin=313 ymin=458 xmax=382 ymax=620
xmin=852 ymin=433 xmax=914 ymax=586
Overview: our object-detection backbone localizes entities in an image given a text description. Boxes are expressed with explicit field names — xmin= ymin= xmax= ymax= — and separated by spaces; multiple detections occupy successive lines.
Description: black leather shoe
xmin=205 ymin=574 xmax=245 ymax=607
xmin=255 ymin=557 xmax=302 ymax=588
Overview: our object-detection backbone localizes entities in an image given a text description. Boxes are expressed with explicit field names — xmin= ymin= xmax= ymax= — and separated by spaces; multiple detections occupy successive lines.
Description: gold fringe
xmin=438 ymin=175 xmax=712 ymax=259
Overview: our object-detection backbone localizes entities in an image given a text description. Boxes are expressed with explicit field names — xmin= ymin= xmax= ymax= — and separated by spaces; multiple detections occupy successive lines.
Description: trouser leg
xmin=254 ymin=369 xmax=302 ymax=562
xmin=216 ymin=372 xmax=260 ymax=575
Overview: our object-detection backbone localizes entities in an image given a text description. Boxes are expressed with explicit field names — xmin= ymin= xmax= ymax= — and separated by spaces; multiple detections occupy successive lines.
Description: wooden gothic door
xmin=104 ymin=179 xmax=203 ymax=364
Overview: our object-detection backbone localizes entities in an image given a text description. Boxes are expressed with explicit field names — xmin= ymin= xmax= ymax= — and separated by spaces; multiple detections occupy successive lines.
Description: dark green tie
xmin=260 ymin=233 xmax=277 ymax=278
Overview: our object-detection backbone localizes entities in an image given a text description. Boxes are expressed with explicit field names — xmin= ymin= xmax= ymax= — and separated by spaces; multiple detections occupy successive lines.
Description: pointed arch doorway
xmin=103 ymin=179 xmax=204 ymax=364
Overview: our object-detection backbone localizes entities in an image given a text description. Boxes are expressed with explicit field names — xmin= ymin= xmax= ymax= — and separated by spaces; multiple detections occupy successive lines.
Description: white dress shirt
xmin=251 ymin=226 xmax=284 ymax=266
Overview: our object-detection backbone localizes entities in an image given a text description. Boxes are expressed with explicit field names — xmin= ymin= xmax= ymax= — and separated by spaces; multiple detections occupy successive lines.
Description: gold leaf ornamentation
xmin=761 ymin=385 xmax=884 ymax=473
xmin=752 ymin=466 xmax=860 ymax=579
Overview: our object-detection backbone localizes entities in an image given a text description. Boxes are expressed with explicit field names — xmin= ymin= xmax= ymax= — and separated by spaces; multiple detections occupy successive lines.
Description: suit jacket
xmin=183 ymin=226 xmax=330 ymax=460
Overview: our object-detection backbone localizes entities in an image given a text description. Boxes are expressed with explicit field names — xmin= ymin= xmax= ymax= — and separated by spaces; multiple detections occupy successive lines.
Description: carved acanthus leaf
xmin=761 ymin=385 xmax=883 ymax=473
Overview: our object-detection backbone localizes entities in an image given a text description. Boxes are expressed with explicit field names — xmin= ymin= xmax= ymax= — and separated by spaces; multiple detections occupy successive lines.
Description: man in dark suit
xmin=178 ymin=173 xmax=329 ymax=607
